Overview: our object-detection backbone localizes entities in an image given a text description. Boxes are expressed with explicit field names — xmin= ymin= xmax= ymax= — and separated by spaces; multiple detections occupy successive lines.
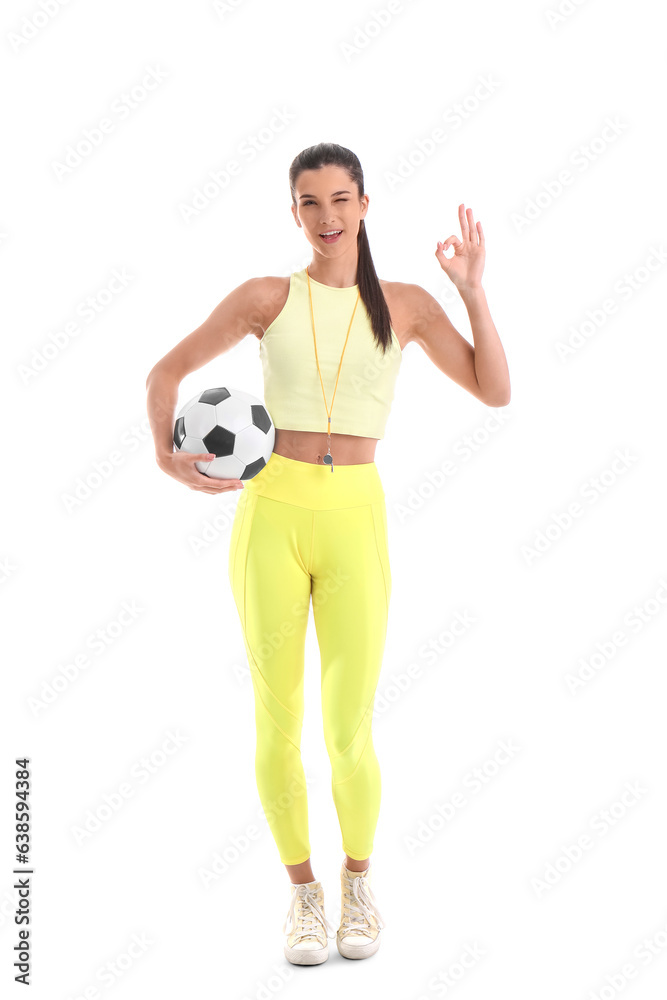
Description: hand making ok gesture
xmin=435 ymin=203 xmax=485 ymax=290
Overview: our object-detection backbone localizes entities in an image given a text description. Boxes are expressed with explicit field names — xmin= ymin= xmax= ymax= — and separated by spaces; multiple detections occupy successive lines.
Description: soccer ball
xmin=173 ymin=386 xmax=275 ymax=480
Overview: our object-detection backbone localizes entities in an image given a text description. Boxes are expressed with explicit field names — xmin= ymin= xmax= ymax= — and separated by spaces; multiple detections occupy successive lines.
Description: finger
xmin=188 ymin=478 xmax=241 ymax=492
xmin=198 ymin=483 xmax=232 ymax=494
xmin=200 ymin=482 xmax=243 ymax=491
xmin=459 ymin=203 xmax=469 ymax=240
xmin=435 ymin=246 xmax=449 ymax=268
xmin=192 ymin=466 xmax=243 ymax=486
xmin=439 ymin=235 xmax=461 ymax=253
xmin=477 ymin=220 xmax=484 ymax=246
xmin=466 ymin=207 xmax=477 ymax=244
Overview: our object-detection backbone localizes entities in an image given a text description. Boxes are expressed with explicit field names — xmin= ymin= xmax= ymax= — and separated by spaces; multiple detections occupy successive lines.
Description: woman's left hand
xmin=435 ymin=203 xmax=485 ymax=290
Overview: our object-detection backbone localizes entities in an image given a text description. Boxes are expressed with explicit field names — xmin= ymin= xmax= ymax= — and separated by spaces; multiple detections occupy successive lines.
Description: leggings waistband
xmin=243 ymin=451 xmax=385 ymax=510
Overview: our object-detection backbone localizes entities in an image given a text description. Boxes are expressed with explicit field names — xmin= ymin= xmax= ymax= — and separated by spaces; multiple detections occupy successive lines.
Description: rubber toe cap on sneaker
xmin=337 ymin=933 xmax=380 ymax=959
xmin=293 ymin=939 xmax=324 ymax=950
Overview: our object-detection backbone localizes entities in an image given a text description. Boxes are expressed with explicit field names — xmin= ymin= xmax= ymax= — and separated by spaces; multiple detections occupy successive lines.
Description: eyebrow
xmin=298 ymin=190 xmax=351 ymax=199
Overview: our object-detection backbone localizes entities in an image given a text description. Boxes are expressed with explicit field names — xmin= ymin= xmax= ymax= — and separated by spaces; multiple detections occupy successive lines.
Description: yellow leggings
xmin=228 ymin=451 xmax=391 ymax=865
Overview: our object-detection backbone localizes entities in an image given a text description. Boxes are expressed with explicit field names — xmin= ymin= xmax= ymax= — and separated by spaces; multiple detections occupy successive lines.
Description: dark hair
xmin=289 ymin=142 xmax=393 ymax=355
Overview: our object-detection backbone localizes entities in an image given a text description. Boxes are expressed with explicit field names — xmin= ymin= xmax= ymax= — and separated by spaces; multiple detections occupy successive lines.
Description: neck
xmin=306 ymin=250 xmax=359 ymax=288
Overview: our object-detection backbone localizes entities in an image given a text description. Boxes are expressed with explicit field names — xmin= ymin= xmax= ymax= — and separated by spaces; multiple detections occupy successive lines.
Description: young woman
xmin=145 ymin=142 xmax=510 ymax=966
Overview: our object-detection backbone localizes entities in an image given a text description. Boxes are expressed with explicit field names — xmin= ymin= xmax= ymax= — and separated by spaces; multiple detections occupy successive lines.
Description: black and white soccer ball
xmin=173 ymin=387 xmax=275 ymax=480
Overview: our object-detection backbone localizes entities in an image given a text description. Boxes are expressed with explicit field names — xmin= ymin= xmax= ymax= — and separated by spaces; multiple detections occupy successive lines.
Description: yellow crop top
xmin=258 ymin=267 xmax=402 ymax=439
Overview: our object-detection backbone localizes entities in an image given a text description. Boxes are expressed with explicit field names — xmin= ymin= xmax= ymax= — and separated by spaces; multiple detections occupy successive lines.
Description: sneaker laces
xmin=283 ymin=883 xmax=336 ymax=943
xmin=340 ymin=871 xmax=386 ymax=937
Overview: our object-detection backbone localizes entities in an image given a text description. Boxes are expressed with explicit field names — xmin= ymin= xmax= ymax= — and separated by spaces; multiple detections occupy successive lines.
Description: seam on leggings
xmin=245 ymin=492 xmax=376 ymax=511
xmin=331 ymin=503 xmax=387 ymax=783
xmin=308 ymin=509 xmax=315 ymax=576
xmin=371 ymin=501 xmax=390 ymax=620
xmin=229 ymin=492 xmax=248 ymax=589
xmin=240 ymin=494 xmax=257 ymax=636
xmin=249 ymin=679 xmax=302 ymax=753
xmin=332 ymin=708 xmax=375 ymax=785
xmin=330 ymin=692 xmax=375 ymax=763
xmin=244 ymin=494 xmax=309 ymax=511
xmin=241 ymin=495 xmax=302 ymax=753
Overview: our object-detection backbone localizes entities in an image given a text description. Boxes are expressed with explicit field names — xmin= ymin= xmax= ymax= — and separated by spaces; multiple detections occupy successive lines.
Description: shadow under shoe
xmin=283 ymin=880 xmax=336 ymax=966
xmin=337 ymin=862 xmax=386 ymax=960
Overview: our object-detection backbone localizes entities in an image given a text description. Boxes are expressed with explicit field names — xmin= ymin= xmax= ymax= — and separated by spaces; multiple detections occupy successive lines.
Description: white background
xmin=2 ymin=0 xmax=666 ymax=997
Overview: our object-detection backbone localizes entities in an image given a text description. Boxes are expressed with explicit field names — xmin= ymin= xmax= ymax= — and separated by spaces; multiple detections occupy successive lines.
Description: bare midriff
xmin=273 ymin=428 xmax=378 ymax=466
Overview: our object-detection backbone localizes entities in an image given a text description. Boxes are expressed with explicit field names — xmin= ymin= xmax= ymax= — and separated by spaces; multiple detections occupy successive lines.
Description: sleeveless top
xmin=258 ymin=267 xmax=402 ymax=439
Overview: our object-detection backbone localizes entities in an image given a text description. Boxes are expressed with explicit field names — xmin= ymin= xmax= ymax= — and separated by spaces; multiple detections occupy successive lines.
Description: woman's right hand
xmin=157 ymin=451 xmax=245 ymax=494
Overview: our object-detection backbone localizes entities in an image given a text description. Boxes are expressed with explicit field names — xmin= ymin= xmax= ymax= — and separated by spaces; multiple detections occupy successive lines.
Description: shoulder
xmin=242 ymin=274 xmax=290 ymax=299
xmin=380 ymin=279 xmax=438 ymax=310
xmin=240 ymin=275 xmax=291 ymax=340
xmin=379 ymin=280 xmax=440 ymax=346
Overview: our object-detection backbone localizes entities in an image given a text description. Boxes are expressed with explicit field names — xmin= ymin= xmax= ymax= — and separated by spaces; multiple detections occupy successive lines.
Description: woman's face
xmin=292 ymin=164 xmax=368 ymax=256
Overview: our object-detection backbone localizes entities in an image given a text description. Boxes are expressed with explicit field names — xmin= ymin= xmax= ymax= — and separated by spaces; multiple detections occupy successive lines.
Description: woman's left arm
xmin=406 ymin=204 xmax=511 ymax=407
xmin=456 ymin=283 xmax=510 ymax=407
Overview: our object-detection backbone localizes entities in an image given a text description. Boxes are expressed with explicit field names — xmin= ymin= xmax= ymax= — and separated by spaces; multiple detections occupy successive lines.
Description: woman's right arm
xmin=146 ymin=276 xmax=269 ymax=494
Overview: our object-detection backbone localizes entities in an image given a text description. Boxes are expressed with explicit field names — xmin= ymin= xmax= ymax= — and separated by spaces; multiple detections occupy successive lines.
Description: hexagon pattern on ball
xmin=173 ymin=387 xmax=275 ymax=480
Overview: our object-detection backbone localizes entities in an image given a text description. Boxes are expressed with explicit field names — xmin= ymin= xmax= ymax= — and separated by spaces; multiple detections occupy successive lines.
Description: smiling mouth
xmin=319 ymin=230 xmax=343 ymax=242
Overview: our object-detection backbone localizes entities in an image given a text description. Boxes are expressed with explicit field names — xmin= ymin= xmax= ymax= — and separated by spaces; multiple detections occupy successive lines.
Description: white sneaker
xmin=337 ymin=862 xmax=386 ymax=960
xmin=283 ymin=879 xmax=335 ymax=965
